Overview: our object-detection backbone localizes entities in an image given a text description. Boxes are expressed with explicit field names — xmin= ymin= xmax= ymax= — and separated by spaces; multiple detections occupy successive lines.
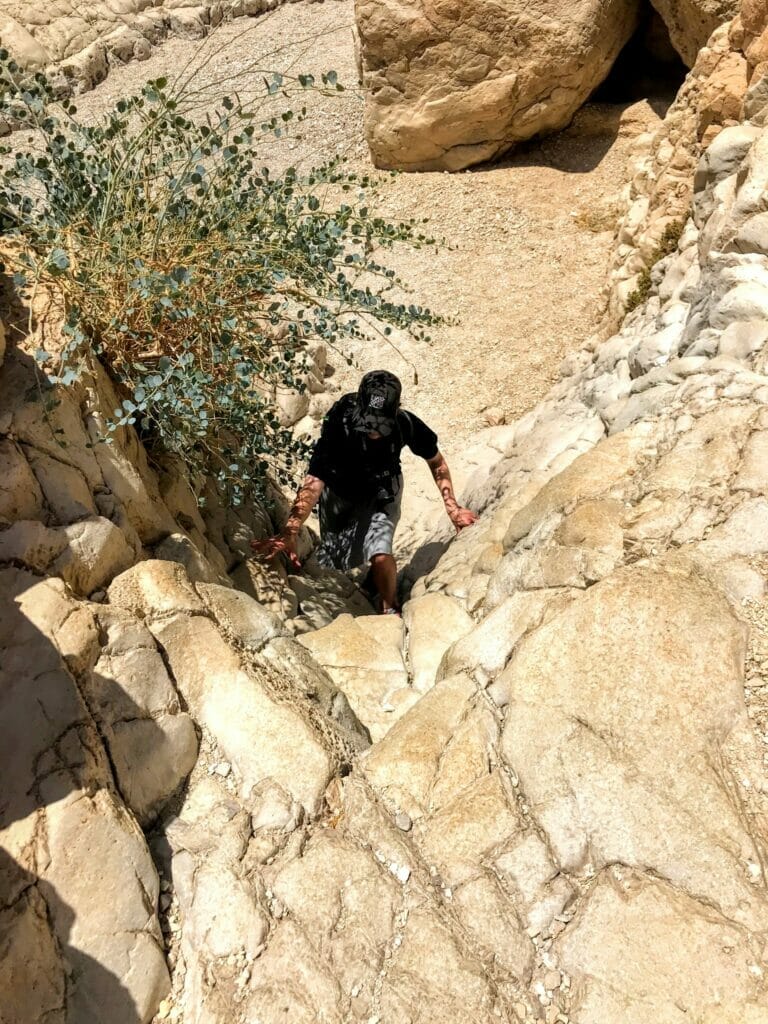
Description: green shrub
xmin=0 ymin=54 xmax=441 ymax=502
xmin=625 ymin=219 xmax=685 ymax=314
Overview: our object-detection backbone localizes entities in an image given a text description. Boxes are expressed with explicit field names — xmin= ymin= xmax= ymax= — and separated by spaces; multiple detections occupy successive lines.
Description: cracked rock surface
xmin=3 ymin=4 xmax=768 ymax=1024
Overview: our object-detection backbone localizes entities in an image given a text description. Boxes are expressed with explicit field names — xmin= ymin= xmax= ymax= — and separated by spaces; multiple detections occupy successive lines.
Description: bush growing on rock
xmin=0 ymin=54 xmax=440 ymax=502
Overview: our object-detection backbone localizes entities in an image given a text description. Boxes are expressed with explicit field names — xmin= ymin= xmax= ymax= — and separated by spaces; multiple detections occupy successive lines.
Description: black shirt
xmin=308 ymin=393 xmax=439 ymax=502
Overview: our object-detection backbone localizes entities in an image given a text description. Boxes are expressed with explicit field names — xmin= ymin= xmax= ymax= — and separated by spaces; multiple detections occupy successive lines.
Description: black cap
xmin=352 ymin=370 xmax=402 ymax=436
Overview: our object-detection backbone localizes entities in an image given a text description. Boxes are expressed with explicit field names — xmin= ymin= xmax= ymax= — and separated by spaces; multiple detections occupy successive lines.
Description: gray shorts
xmin=315 ymin=476 xmax=403 ymax=571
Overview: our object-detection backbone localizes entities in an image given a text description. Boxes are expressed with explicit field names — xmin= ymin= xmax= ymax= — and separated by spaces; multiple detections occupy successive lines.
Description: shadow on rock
xmin=0 ymin=567 xmax=174 ymax=1023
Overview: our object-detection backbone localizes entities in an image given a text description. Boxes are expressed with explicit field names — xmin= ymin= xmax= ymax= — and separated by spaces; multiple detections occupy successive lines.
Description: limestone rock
xmin=89 ymin=608 xmax=198 ymax=825
xmin=297 ymin=613 xmax=412 ymax=740
xmin=500 ymin=565 xmax=768 ymax=931
xmin=403 ymin=592 xmax=474 ymax=692
xmin=559 ymin=869 xmax=768 ymax=1023
xmin=108 ymin=559 xmax=205 ymax=618
xmin=0 ymin=568 xmax=169 ymax=1024
xmin=197 ymin=581 xmax=287 ymax=648
xmin=439 ymin=588 xmax=575 ymax=684
xmin=361 ymin=673 xmax=478 ymax=819
xmin=26 ymin=450 xmax=97 ymax=524
xmin=52 ymin=515 xmax=135 ymax=596
xmin=651 ymin=0 xmax=739 ymax=67
xmin=0 ymin=519 xmax=68 ymax=572
xmin=502 ymin=429 xmax=648 ymax=550
xmin=0 ymin=438 xmax=44 ymax=520
xmin=150 ymin=612 xmax=334 ymax=813
xmin=415 ymin=770 xmax=522 ymax=887
xmin=356 ymin=0 xmax=640 ymax=171
xmin=377 ymin=907 xmax=497 ymax=1022
xmin=452 ymin=874 xmax=534 ymax=979
xmin=271 ymin=830 xmax=400 ymax=1001
xmin=230 ymin=557 xmax=300 ymax=619
xmin=259 ymin=634 xmax=371 ymax=752
xmin=153 ymin=532 xmax=226 ymax=585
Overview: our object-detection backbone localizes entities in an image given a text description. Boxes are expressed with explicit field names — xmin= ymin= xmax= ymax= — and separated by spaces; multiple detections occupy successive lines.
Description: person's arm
xmin=251 ymin=474 xmax=324 ymax=568
xmin=426 ymin=451 xmax=478 ymax=531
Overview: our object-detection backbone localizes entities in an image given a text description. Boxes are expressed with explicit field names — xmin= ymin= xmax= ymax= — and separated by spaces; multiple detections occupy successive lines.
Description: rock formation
xmin=651 ymin=0 xmax=739 ymax=64
xmin=355 ymin=0 xmax=740 ymax=171
xmin=0 ymin=0 xmax=334 ymax=94
xmin=355 ymin=0 xmax=643 ymax=171
xmin=603 ymin=13 xmax=751 ymax=326
xmin=3 ymin=3 xmax=768 ymax=1023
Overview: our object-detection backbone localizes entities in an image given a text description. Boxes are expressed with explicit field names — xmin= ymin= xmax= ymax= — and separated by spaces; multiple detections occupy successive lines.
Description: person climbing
xmin=252 ymin=369 xmax=478 ymax=613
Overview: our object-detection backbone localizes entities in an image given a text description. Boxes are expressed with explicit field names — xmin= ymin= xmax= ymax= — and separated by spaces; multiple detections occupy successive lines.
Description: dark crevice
xmin=591 ymin=4 xmax=687 ymax=116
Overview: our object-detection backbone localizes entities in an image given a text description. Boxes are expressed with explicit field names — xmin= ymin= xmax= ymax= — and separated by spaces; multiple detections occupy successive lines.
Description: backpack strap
xmin=396 ymin=409 xmax=414 ymax=450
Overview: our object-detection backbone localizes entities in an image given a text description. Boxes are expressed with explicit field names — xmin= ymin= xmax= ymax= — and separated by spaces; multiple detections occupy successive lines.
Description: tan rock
xmin=500 ymin=565 xmax=768 ymax=932
xmin=362 ymin=673 xmax=478 ymax=819
xmin=502 ymin=429 xmax=648 ymax=550
xmin=27 ymin=450 xmax=97 ymax=524
xmin=272 ymin=830 xmax=400 ymax=1001
xmin=356 ymin=0 xmax=640 ymax=171
xmin=259 ymin=635 xmax=371 ymax=753
xmin=247 ymin=919 xmax=342 ymax=1023
xmin=378 ymin=907 xmax=496 ymax=1022
xmin=495 ymin=832 xmax=576 ymax=935
xmin=429 ymin=704 xmax=499 ymax=812
xmin=0 ymin=439 xmax=43 ymax=521
xmin=643 ymin=403 xmax=751 ymax=492
xmin=108 ymin=559 xmax=205 ymax=618
xmin=403 ymin=592 xmax=474 ymax=692
xmin=153 ymin=532 xmax=226 ymax=585
xmin=53 ymin=515 xmax=135 ymax=596
xmin=0 ymin=567 xmax=169 ymax=1024
xmin=150 ymin=612 xmax=333 ymax=813
xmin=230 ymin=557 xmax=299 ymax=619
xmin=733 ymin=427 xmax=768 ymax=492
xmin=197 ymin=581 xmax=286 ymax=648
xmin=298 ymin=613 xmax=409 ymax=740
xmin=0 ymin=520 xmax=67 ymax=572
xmin=741 ymin=0 xmax=768 ymax=66
xmin=560 ymin=870 xmax=768 ymax=1023
xmin=453 ymin=874 xmax=534 ymax=979
xmin=439 ymin=588 xmax=574 ymax=684
xmin=415 ymin=770 xmax=522 ymax=886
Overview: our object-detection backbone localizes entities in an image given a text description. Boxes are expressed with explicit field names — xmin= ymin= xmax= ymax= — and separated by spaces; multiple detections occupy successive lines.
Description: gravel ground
xmin=69 ymin=0 xmax=669 ymax=454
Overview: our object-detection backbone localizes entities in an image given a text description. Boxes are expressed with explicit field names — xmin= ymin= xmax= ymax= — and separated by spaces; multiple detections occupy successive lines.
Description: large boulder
xmin=499 ymin=564 xmax=768 ymax=931
xmin=355 ymin=0 xmax=642 ymax=171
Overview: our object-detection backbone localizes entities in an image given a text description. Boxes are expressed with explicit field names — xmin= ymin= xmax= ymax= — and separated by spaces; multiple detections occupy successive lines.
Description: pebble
xmin=390 ymin=863 xmax=410 ymax=884
xmin=395 ymin=811 xmax=412 ymax=832
xmin=212 ymin=762 xmax=232 ymax=777
xmin=544 ymin=969 xmax=561 ymax=990
xmin=157 ymin=1001 xmax=171 ymax=1020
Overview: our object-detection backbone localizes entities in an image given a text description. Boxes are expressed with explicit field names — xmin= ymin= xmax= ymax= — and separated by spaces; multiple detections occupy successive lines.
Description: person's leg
xmin=362 ymin=475 xmax=403 ymax=613
xmin=369 ymin=552 xmax=398 ymax=612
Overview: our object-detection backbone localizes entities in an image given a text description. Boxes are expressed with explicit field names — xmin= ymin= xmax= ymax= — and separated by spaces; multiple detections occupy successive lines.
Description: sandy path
xmin=71 ymin=0 xmax=668 ymax=540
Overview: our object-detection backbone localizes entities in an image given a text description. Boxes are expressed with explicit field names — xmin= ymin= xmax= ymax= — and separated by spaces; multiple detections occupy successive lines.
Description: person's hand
xmin=250 ymin=532 xmax=301 ymax=569
xmin=448 ymin=506 xmax=478 ymax=532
